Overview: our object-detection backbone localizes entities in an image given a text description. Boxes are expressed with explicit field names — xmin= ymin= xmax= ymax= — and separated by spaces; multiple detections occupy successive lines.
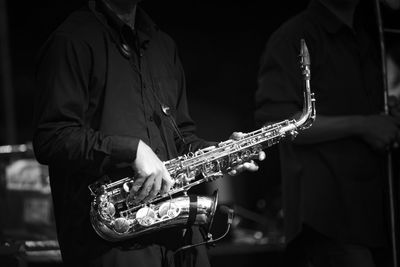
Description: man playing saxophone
xmin=32 ymin=0 xmax=264 ymax=266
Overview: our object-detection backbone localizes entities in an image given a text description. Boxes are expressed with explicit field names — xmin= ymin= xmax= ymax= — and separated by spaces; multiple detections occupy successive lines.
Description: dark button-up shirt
xmin=33 ymin=0 xmax=212 ymax=262
xmin=255 ymin=0 xmax=387 ymax=246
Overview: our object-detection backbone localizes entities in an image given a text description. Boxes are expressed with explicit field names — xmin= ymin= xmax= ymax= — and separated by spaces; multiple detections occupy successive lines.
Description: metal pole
xmin=0 ymin=0 xmax=17 ymax=144
xmin=374 ymin=1 xmax=398 ymax=266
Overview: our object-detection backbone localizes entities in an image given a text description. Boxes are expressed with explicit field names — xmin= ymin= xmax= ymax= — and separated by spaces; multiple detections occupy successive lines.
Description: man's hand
xmin=389 ymin=95 xmax=400 ymax=118
xmin=381 ymin=0 xmax=400 ymax=10
xmin=227 ymin=132 xmax=266 ymax=176
xmin=130 ymin=140 xmax=174 ymax=204
xmin=357 ymin=114 xmax=400 ymax=152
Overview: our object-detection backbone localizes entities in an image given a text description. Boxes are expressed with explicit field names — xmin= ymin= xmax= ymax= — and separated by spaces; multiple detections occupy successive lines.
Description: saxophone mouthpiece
xmin=300 ymin=38 xmax=310 ymax=66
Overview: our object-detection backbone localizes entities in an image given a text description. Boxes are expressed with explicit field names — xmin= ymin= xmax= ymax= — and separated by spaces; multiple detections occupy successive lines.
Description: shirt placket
xmin=139 ymin=49 xmax=169 ymax=160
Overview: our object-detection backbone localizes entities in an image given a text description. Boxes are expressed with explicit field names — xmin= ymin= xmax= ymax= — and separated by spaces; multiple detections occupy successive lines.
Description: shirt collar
xmin=93 ymin=0 xmax=157 ymax=42
xmin=307 ymin=0 xmax=345 ymax=34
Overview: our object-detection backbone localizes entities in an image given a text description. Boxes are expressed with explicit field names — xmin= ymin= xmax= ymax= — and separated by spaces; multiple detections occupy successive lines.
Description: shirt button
xmin=149 ymin=115 xmax=153 ymax=121
xmin=155 ymin=148 xmax=160 ymax=154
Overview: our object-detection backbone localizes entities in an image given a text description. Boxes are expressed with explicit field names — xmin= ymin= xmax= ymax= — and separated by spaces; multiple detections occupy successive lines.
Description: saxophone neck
xmin=294 ymin=39 xmax=316 ymax=130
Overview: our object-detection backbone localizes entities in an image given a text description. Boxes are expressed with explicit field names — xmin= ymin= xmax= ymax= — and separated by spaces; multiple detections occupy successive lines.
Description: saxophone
xmin=89 ymin=39 xmax=316 ymax=242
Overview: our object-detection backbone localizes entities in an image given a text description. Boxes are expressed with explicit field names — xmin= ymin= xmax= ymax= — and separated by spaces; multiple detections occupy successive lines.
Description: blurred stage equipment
xmin=0 ymin=143 xmax=61 ymax=266
xmin=374 ymin=1 xmax=400 ymax=266
xmin=206 ymin=202 xmax=285 ymax=267
xmin=230 ymin=204 xmax=284 ymax=247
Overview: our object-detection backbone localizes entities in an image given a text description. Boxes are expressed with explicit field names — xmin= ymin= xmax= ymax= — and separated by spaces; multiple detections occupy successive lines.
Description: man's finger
xmin=230 ymin=132 xmax=244 ymax=140
xmin=143 ymin=178 xmax=161 ymax=203
xmin=161 ymin=178 xmax=173 ymax=195
xmin=134 ymin=174 xmax=156 ymax=202
xmin=249 ymin=162 xmax=260 ymax=171
xmin=229 ymin=160 xmax=260 ymax=176
xmin=160 ymin=166 xmax=173 ymax=194
xmin=259 ymin=151 xmax=266 ymax=161
xmin=242 ymin=161 xmax=259 ymax=172
xmin=130 ymin=176 xmax=146 ymax=194
xmin=228 ymin=169 xmax=237 ymax=176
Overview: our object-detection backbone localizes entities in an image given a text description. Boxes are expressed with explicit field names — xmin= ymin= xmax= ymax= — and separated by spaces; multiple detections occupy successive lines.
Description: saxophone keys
xmin=289 ymin=130 xmax=298 ymax=140
xmin=158 ymin=202 xmax=180 ymax=219
xmin=113 ymin=217 xmax=131 ymax=234
xmin=100 ymin=201 xmax=116 ymax=218
xmin=136 ymin=206 xmax=156 ymax=227
xmin=123 ymin=182 xmax=130 ymax=193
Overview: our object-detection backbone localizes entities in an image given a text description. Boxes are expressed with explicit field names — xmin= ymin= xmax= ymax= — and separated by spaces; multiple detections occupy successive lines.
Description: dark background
xmin=1 ymin=2 xmax=400 ymax=265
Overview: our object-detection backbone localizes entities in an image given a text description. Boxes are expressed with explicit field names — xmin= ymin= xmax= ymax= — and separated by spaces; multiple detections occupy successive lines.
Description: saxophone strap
xmin=186 ymin=195 xmax=198 ymax=226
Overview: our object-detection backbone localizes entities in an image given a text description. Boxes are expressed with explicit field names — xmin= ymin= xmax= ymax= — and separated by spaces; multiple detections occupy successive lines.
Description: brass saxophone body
xmin=89 ymin=39 xmax=316 ymax=242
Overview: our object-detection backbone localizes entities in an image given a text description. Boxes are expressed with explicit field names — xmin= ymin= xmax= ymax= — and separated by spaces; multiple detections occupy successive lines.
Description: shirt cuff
xmin=108 ymin=135 xmax=140 ymax=163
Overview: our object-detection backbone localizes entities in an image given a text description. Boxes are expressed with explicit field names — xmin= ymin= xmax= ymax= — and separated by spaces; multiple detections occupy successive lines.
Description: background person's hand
xmin=357 ymin=114 xmax=400 ymax=152
xmin=389 ymin=95 xmax=400 ymax=118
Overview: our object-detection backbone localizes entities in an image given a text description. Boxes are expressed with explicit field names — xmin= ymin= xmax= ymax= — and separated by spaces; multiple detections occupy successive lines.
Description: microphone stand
xmin=374 ymin=1 xmax=398 ymax=266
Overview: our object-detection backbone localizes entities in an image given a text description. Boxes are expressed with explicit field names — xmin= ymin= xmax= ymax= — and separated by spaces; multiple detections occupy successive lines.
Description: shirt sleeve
xmin=33 ymin=33 xmax=139 ymax=177
xmin=254 ymin=33 xmax=304 ymax=128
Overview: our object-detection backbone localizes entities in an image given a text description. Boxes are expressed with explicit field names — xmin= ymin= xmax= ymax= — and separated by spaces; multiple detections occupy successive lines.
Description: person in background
xmin=254 ymin=0 xmax=400 ymax=266
xmin=32 ymin=0 xmax=265 ymax=266
xmin=387 ymin=40 xmax=400 ymax=115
